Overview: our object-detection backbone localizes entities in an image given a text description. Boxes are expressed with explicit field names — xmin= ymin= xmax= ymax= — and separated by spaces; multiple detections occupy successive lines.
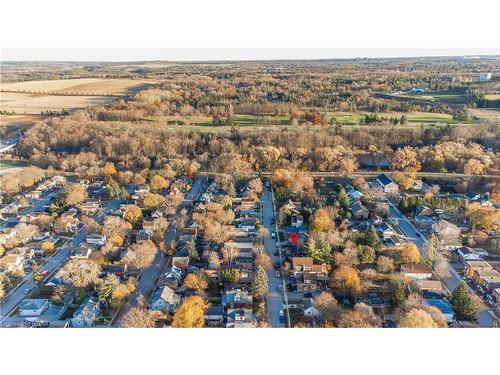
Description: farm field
xmin=1 ymin=78 xmax=157 ymax=95
xmin=0 ymin=78 xmax=158 ymax=114
xmin=0 ymin=92 xmax=119 ymax=114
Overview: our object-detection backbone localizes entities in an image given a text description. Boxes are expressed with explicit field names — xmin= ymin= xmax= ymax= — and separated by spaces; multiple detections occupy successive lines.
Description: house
xmin=303 ymin=298 xmax=320 ymax=317
xmin=414 ymin=279 xmax=444 ymax=293
xmin=158 ymin=266 xmax=183 ymax=288
xmin=400 ymin=263 xmax=433 ymax=280
xmin=375 ymin=174 xmax=399 ymax=194
xmin=376 ymin=221 xmax=396 ymax=238
xmin=204 ymin=305 xmax=224 ymax=327
xmin=0 ymin=254 xmax=24 ymax=273
xmin=237 ymin=218 xmax=257 ymax=231
xmin=7 ymin=246 xmax=35 ymax=260
xmin=71 ymin=297 xmax=100 ymax=328
xmin=143 ymin=217 xmax=163 ymax=231
xmin=346 ymin=185 xmax=363 ymax=204
xmin=149 ymin=286 xmax=181 ymax=312
xmin=226 ymin=308 xmax=256 ymax=328
xmin=493 ymin=288 xmax=500 ymax=304
xmin=291 ymin=214 xmax=304 ymax=228
xmin=172 ymin=256 xmax=189 ymax=270
xmin=351 ymin=201 xmax=369 ymax=220
xmin=292 ymin=257 xmax=314 ymax=273
xmin=464 ymin=260 xmax=493 ymax=282
xmin=70 ymin=244 xmax=93 ymax=259
xmin=80 ymin=200 xmax=100 ymax=215
xmin=415 ymin=204 xmax=434 ymax=228
xmin=18 ymin=299 xmax=50 ymax=317
xmin=433 ymin=220 xmax=460 ymax=246
xmin=456 ymin=246 xmax=484 ymax=263
xmin=54 ymin=214 xmax=80 ymax=234
xmin=134 ymin=184 xmax=150 ymax=195
xmin=473 ymin=269 xmax=500 ymax=286
xmin=0 ymin=228 xmax=17 ymax=245
xmin=86 ymin=234 xmax=107 ymax=247
xmin=221 ymin=290 xmax=253 ymax=309
xmin=423 ymin=299 xmax=455 ymax=322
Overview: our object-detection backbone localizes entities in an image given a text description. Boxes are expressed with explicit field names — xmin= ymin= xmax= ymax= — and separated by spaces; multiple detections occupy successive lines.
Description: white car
xmin=275 ymin=271 xmax=280 ymax=278
xmin=271 ymin=231 xmax=276 ymax=239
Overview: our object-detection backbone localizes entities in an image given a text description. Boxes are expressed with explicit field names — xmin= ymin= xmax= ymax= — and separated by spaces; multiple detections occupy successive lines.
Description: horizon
xmin=2 ymin=48 xmax=499 ymax=62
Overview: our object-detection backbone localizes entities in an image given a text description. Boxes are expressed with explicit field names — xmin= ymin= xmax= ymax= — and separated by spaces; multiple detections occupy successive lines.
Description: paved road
xmin=262 ymin=186 xmax=286 ymax=327
xmin=388 ymin=201 xmax=498 ymax=327
xmin=113 ymin=177 xmax=205 ymax=326
xmin=0 ymin=198 xmax=122 ymax=321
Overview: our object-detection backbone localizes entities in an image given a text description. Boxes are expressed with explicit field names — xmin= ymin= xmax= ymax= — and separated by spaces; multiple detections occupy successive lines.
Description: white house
xmin=18 ymin=299 xmax=50 ymax=317
xmin=86 ymin=234 xmax=107 ymax=246
xmin=71 ymin=297 xmax=100 ymax=328
xmin=303 ymin=298 xmax=320 ymax=317
xmin=149 ymin=286 xmax=181 ymax=312
xmin=375 ymin=174 xmax=399 ymax=194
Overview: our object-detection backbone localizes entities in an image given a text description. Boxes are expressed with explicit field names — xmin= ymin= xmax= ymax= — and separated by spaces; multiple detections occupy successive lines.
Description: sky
xmin=2 ymin=48 xmax=499 ymax=62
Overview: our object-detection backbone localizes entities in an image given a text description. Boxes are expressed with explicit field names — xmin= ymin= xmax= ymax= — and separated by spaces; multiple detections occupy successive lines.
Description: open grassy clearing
xmin=467 ymin=108 xmax=500 ymax=121
xmin=484 ymin=94 xmax=500 ymax=100
xmin=0 ymin=114 xmax=40 ymax=137
xmin=0 ymin=159 xmax=29 ymax=170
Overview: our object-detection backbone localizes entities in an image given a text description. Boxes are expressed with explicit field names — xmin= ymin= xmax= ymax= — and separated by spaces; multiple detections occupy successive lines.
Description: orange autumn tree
xmin=172 ymin=296 xmax=209 ymax=328
xmin=332 ymin=265 xmax=361 ymax=292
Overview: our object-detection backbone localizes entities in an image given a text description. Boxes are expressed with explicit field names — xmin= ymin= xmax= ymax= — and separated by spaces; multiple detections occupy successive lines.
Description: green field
xmin=0 ymin=159 xmax=29 ymax=170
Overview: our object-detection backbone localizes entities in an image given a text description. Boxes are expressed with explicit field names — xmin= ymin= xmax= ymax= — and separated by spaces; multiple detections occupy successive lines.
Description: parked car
xmin=275 ymin=271 xmax=280 ymax=278
xmin=279 ymin=310 xmax=285 ymax=323
xmin=271 ymin=231 xmax=276 ymax=239
xmin=24 ymin=287 xmax=33 ymax=295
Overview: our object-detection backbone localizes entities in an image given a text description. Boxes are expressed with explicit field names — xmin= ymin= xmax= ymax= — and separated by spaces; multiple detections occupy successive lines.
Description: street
xmin=261 ymin=185 xmax=286 ymax=327
xmin=0 ymin=197 xmax=122 ymax=321
xmin=113 ymin=176 xmax=205 ymax=326
xmin=388 ymin=201 xmax=498 ymax=327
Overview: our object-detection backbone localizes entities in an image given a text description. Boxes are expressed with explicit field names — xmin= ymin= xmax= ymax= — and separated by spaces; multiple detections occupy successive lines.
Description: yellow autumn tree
xmin=172 ymin=296 xmax=208 ymax=328
xmin=309 ymin=208 xmax=334 ymax=233
xmin=401 ymin=243 xmax=421 ymax=263
xmin=123 ymin=205 xmax=143 ymax=225
xmin=333 ymin=265 xmax=361 ymax=291
xmin=103 ymin=162 xmax=117 ymax=177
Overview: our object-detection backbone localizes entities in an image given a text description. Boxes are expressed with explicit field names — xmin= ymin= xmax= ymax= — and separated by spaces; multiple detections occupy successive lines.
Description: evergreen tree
xmin=338 ymin=189 xmax=350 ymax=211
xmin=106 ymin=178 xmax=122 ymax=198
xmin=251 ymin=265 xmax=269 ymax=300
xmin=364 ymin=225 xmax=381 ymax=249
xmin=306 ymin=239 xmax=332 ymax=264
xmin=390 ymin=280 xmax=406 ymax=307
xmin=451 ymin=282 xmax=477 ymax=321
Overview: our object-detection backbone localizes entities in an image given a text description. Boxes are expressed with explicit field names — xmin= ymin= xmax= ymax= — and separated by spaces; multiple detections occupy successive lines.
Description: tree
xmin=123 ymin=205 xmax=143 ymax=226
xmin=463 ymin=158 xmax=486 ymax=175
xmin=332 ymin=265 xmax=361 ymax=292
xmin=251 ymin=265 xmax=269 ymax=299
xmin=401 ymin=243 xmax=421 ymax=263
xmin=15 ymin=223 xmax=39 ymax=244
xmin=221 ymin=245 xmax=238 ymax=265
xmin=98 ymin=273 xmax=120 ymax=304
xmin=451 ymin=282 xmax=477 ymax=321
xmin=103 ymin=216 xmax=132 ymax=239
xmin=306 ymin=239 xmax=332 ymax=264
xmin=124 ymin=241 xmax=157 ymax=270
xmin=399 ymin=308 xmax=438 ymax=328
xmin=390 ymin=279 xmax=407 ymax=307
xmin=337 ymin=303 xmax=381 ymax=327
xmin=65 ymin=183 xmax=88 ymax=206
xmin=221 ymin=268 xmax=241 ymax=284
xmin=187 ymin=240 xmax=198 ymax=260
xmin=110 ymin=283 xmax=133 ymax=309
xmin=338 ymin=189 xmax=350 ymax=211
xmin=363 ymin=225 xmax=381 ymax=249
xmin=207 ymin=251 xmax=220 ymax=269
xmin=183 ymin=273 xmax=208 ymax=291
xmin=357 ymin=245 xmax=375 ymax=263
xmin=309 ymin=208 xmax=334 ymax=233
xmin=103 ymin=162 xmax=117 ymax=178
xmin=312 ymin=292 xmax=339 ymax=322
xmin=172 ymin=296 xmax=208 ymax=328
xmin=255 ymin=252 xmax=272 ymax=270
xmin=377 ymin=255 xmax=395 ymax=273
xmin=122 ymin=307 xmax=156 ymax=328
xmin=142 ymin=193 xmax=165 ymax=209
xmin=248 ymin=178 xmax=263 ymax=194
xmin=106 ymin=178 xmax=122 ymax=198
xmin=391 ymin=146 xmax=418 ymax=171
xmin=150 ymin=175 xmax=168 ymax=191
xmin=32 ymin=262 xmax=43 ymax=286
xmin=61 ymin=259 xmax=101 ymax=289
